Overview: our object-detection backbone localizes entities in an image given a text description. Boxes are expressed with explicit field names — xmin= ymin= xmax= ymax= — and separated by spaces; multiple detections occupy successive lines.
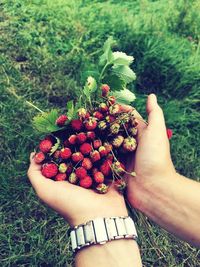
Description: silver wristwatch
xmin=69 ymin=216 xmax=138 ymax=253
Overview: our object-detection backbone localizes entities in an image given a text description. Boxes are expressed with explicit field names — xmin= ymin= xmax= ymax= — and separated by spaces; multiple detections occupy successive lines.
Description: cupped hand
xmin=125 ymin=94 xmax=177 ymax=210
xmin=27 ymin=154 xmax=128 ymax=226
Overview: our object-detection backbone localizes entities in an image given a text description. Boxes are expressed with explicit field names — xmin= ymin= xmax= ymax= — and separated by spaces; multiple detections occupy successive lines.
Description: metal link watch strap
xmin=68 ymin=216 xmax=138 ymax=253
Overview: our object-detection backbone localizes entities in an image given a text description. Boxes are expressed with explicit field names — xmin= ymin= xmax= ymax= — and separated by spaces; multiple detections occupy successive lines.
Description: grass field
xmin=1 ymin=0 xmax=200 ymax=266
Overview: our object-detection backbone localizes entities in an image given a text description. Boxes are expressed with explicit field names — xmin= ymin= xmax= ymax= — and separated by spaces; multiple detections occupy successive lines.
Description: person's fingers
xmin=146 ymin=94 xmax=166 ymax=132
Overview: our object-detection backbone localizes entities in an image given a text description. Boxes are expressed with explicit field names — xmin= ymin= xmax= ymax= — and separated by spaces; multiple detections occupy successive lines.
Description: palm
xmin=28 ymin=154 xmax=127 ymax=226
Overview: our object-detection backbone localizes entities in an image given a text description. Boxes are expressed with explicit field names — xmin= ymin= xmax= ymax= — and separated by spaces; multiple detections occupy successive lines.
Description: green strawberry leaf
xmin=33 ymin=109 xmax=61 ymax=133
xmin=103 ymin=74 xmax=125 ymax=91
xmin=66 ymin=100 xmax=75 ymax=120
xmin=112 ymin=65 xmax=136 ymax=85
xmin=50 ymin=137 xmax=60 ymax=155
xmin=99 ymin=36 xmax=115 ymax=66
xmin=112 ymin=88 xmax=136 ymax=105
xmin=112 ymin=52 xmax=134 ymax=66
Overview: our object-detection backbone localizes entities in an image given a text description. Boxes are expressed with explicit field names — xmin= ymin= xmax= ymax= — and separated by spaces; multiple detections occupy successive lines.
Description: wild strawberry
xmin=56 ymin=115 xmax=68 ymax=126
xmin=98 ymin=146 xmax=108 ymax=157
xmin=112 ymin=161 xmax=125 ymax=175
xmin=77 ymin=132 xmax=87 ymax=144
xmin=107 ymin=154 xmax=114 ymax=162
xmin=60 ymin=147 xmax=72 ymax=159
xmin=103 ymin=142 xmax=113 ymax=153
xmin=167 ymin=128 xmax=173 ymax=139
xmin=39 ymin=139 xmax=53 ymax=153
xmin=53 ymin=150 xmax=61 ymax=159
xmin=101 ymin=84 xmax=110 ymax=97
xmin=115 ymin=179 xmax=126 ymax=191
xmin=110 ymin=123 xmax=120 ymax=134
xmin=130 ymin=118 xmax=139 ymax=127
xmin=94 ymin=172 xmax=104 ymax=183
xmin=109 ymin=104 xmax=121 ymax=115
xmin=82 ymin=158 xmax=93 ymax=170
xmin=84 ymin=117 xmax=97 ymax=130
xmin=34 ymin=152 xmax=45 ymax=164
xmin=69 ymin=173 xmax=78 ymax=184
xmin=129 ymin=127 xmax=138 ymax=136
xmin=80 ymin=143 xmax=92 ymax=155
xmin=41 ymin=163 xmax=58 ymax=178
xmin=75 ymin=167 xmax=87 ymax=179
xmin=107 ymin=96 xmax=116 ymax=105
xmin=112 ymin=135 xmax=124 ymax=148
xmin=68 ymin=134 xmax=77 ymax=145
xmin=71 ymin=152 xmax=84 ymax=162
xmin=55 ymin=173 xmax=67 ymax=181
xmin=78 ymin=108 xmax=88 ymax=119
xmin=90 ymin=150 xmax=101 ymax=162
xmin=93 ymin=139 xmax=102 ymax=149
xmin=98 ymin=120 xmax=107 ymax=130
xmin=99 ymin=103 xmax=109 ymax=113
xmin=86 ymin=131 xmax=96 ymax=140
xmin=96 ymin=183 xmax=109 ymax=194
xmin=79 ymin=176 xmax=93 ymax=188
xmin=93 ymin=111 xmax=104 ymax=120
xmin=59 ymin=163 xmax=68 ymax=173
xmin=105 ymin=115 xmax=115 ymax=123
xmin=123 ymin=137 xmax=137 ymax=152
xmin=71 ymin=119 xmax=83 ymax=131
xmin=100 ymin=160 xmax=112 ymax=176
xmin=92 ymin=167 xmax=99 ymax=175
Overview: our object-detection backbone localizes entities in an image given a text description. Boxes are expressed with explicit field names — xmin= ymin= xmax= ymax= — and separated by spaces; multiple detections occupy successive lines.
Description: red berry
xmin=93 ymin=111 xmax=104 ymax=120
xmin=55 ymin=173 xmax=67 ymax=181
xmin=101 ymin=84 xmax=110 ymax=97
xmin=98 ymin=146 xmax=108 ymax=157
xmin=100 ymin=160 xmax=112 ymax=176
xmin=107 ymin=154 xmax=114 ymax=162
xmin=72 ymin=152 xmax=84 ymax=162
xmin=123 ymin=137 xmax=137 ymax=152
xmin=77 ymin=132 xmax=87 ymax=144
xmin=90 ymin=150 xmax=101 ymax=162
xmin=79 ymin=176 xmax=93 ymax=188
xmin=34 ymin=152 xmax=45 ymax=164
xmin=99 ymin=103 xmax=109 ymax=113
xmin=82 ymin=158 xmax=93 ymax=170
xmin=96 ymin=183 xmax=109 ymax=194
xmin=39 ymin=140 xmax=53 ymax=153
xmin=60 ymin=147 xmax=72 ymax=159
xmin=56 ymin=115 xmax=68 ymax=126
xmin=42 ymin=163 xmax=58 ymax=178
xmin=84 ymin=117 xmax=97 ymax=130
xmin=86 ymin=131 xmax=96 ymax=140
xmin=53 ymin=150 xmax=61 ymax=159
xmin=109 ymin=104 xmax=121 ymax=115
xmin=75 ymin=167 xmax=87 ymax=179
xmin=105 ymin=115 xmax=115 ymax=123
xmin=112 ymin=135 xmax=124 ymax=148
xmin=68 ymin=134 xmax=77 ymax=145
xmin=167 ymin=128 xmax=173 ymax=139
xmin=71 ymin=119 xmax=83 ymax=131
xmin=92 ymin=167 xmax=99 ymax=175
xmin=93 ymin=139 xmax=102 ymax=149
xmin=80 ymin=143 xmax=92 ymax=155
xmin=107 ymin=95 xmax=116 ymax=105
xmin=112 ymin=161 xmax=125 ymax=175
xmin=94 ymin=172 xmax=104 ymax=183
xmin=103 ymin=142 xmax=113 ymax=153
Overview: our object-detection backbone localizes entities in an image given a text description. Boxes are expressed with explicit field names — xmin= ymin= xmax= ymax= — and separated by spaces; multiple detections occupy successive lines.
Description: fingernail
xmin=149 ymin=94 xmax=157 ymax=104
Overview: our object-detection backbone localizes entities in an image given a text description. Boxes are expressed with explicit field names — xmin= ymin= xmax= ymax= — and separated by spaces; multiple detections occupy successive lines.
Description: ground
xmin=0 ymin=0 xmax=200 ymax=266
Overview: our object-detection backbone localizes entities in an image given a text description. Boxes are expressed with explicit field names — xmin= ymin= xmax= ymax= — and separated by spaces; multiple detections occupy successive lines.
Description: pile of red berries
xmin=34 ymin=84 xmax=138 ymax=193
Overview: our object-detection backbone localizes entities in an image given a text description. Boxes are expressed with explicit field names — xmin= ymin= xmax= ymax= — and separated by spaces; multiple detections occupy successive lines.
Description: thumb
xmin=147 ymin=94 xmax=166 ymax=132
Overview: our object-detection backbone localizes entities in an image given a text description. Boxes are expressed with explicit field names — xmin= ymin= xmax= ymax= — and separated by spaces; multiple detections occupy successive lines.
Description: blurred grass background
xmin=0 ymin=0 xmax=200 ymax=266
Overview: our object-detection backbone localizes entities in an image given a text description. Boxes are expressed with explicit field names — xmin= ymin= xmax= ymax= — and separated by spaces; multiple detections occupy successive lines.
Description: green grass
xmin=0 ymin=0 xmax=200 ymax=266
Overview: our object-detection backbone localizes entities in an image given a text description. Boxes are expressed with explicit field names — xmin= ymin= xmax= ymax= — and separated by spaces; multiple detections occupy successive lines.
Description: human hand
xmin=27 ymin=153 xmax=128 ymax=227
xmin=126 ymin=94 xmax=177 ymax=210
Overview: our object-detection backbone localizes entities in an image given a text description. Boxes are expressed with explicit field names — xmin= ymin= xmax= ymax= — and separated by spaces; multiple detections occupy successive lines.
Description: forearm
xmin=75 ymin=239 xmax=142 ymax=267
xmin=137 ymin=173 xmax=200 ymax=246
